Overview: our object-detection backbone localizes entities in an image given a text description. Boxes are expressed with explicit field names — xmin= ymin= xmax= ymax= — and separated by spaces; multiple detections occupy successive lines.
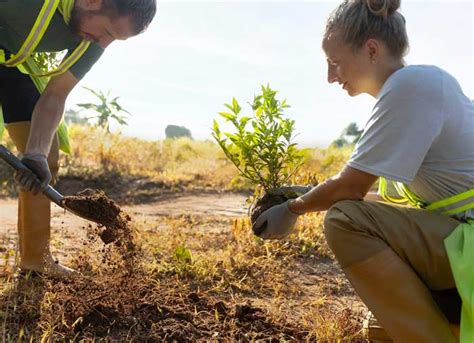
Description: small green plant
xmin=174 ymin=245 xmax=192 ymax=264
xmin=212 ymin=85 xmax=304 ymax=192
xmin=76 ymin=87 xmax=130 ymax=133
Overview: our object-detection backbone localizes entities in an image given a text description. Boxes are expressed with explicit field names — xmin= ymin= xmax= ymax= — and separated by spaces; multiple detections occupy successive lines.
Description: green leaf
xmin=232 ymin=97 xmax=241 ymax=114
xmin=218 ymin=112 xmax=236 ymax=121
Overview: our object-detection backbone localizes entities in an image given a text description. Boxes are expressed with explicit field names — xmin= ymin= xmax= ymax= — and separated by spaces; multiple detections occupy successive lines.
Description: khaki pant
xmin=324 ymin=200 xmax=459 ymax=290
xmin=5 ymin=121 xmax=59 ymax=270
xmin=323 ymin=200 xmax=461 ymax=342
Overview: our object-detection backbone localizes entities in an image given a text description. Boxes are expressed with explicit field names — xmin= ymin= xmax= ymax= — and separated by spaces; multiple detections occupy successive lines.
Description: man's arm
xmin=15 ymin=71 xmax=78 ymax=194
xmin=288 ymin=166 xmax=379 ymax=214
xmin=25 ymin=71 xmax=79 ymax=156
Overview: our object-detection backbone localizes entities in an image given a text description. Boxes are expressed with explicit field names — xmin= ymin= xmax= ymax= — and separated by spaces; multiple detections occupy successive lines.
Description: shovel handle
xmin=0 ymin=144 xmax=25 ymax=171
xmin=0 ymin=144 xmax=64 ymax=207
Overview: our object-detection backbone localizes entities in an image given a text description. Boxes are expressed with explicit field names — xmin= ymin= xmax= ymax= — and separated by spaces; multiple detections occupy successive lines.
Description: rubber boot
xmin=343 ymin=248 xmax=457 ymax=343
xmin=6 ymin=121 xmax=75 ymax=279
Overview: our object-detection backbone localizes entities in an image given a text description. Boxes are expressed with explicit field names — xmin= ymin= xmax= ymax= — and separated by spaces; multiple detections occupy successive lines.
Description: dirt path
xmin=0 ymin=192 xmax=248 ymax=259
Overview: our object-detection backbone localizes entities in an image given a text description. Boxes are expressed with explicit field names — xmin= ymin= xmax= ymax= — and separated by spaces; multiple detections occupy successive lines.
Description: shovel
xmin=0 ymin=144 xmax=101 ymax=224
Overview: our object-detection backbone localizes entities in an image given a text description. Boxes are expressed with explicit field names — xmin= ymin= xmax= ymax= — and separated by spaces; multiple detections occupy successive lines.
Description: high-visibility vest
xmin=0 ymin=0 xmax=90 ymax=153
xmin=379 ymin=177 xmax=474 ymax=342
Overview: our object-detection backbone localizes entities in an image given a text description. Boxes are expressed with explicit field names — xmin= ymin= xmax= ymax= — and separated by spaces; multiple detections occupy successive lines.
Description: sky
xmin=67 ymin=0 xmax=474 ymax=148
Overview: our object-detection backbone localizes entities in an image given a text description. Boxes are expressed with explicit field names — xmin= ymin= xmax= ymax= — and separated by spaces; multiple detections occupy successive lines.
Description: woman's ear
xmin=366 ymin=39 xmax=380 ymax=64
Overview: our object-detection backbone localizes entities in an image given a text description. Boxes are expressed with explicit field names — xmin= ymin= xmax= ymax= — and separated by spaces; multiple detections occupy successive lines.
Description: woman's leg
xmin=324 ymin=200 xmax=460 ymax=342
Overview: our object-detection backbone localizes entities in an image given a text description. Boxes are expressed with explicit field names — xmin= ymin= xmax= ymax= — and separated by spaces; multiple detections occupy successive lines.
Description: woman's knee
xmin=323 ymin=200 xmax=386 ymax=267
xmin=324 ymin=200 xmax=361 ymax=250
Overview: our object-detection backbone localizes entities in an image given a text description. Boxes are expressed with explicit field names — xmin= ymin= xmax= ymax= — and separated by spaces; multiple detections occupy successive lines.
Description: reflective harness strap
xmin=426 ymin=189 xmax=474 ymax=216
xmin=379 ymin=177 xmax=473 ymax=217
xmin=3 ymin=0 xmax=60 ymax=67
xmin=0 ymin=0 xmax=90 ymax=77
xmin=0 ymin=0 xmax=79 ymax=152
xmin=378 ymin=177 xmax=410 ymax=204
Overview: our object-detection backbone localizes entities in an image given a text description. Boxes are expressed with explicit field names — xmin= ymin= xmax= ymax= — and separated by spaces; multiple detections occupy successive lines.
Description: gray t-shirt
xmin=348 ymin=65 xmax=474 ymax=219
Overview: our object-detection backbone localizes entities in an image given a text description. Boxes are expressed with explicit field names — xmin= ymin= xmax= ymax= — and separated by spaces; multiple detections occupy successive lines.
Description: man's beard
xmin=68 ymin=7 xmax=85 ymax=36
xmin=69 ymin=7 xmax=101 ymax=37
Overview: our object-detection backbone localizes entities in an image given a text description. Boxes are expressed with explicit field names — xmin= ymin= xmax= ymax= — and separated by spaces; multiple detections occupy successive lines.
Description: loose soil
xmin=250 ymin=188 xmax=303 ymax=235
xmin=63 ymin=188 xmax=133 ymax=246
xmin=0 ymin=191 xmax=367 ymax=341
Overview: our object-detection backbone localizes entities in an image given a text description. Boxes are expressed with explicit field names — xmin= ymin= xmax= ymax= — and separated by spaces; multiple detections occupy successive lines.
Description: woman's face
xmin=322 ymin=32 xmax=375 ymax=97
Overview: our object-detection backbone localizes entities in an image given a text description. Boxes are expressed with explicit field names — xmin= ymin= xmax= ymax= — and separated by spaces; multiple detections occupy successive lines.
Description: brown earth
xmin=0 ymin=191 xmax=367 ymax=341
xmin=0 ymin=191 xmax=249 ymax=259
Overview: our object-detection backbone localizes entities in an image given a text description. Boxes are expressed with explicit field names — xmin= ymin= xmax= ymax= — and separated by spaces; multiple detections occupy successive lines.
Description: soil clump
xmin=63 ymin=189 xmax=133 ymax=247
xmin=250 ymin=188 xmax=302 ymax=235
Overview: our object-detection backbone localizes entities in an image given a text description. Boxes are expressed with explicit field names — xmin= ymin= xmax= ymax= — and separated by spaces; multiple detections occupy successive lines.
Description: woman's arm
xmin=288 ymin=165 xmax=379 ymax=214
xmin=364 ymin=192 xmax=385 ymax=202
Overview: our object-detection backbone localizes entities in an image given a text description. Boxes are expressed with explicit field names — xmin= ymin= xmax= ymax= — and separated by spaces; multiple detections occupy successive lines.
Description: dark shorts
xmin=0 ymin=47 xmax=39 ymax=123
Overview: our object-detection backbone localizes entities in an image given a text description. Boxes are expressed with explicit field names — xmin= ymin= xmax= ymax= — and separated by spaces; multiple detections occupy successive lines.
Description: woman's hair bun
xmin=362 ymin=0 xmax=401 ymax=18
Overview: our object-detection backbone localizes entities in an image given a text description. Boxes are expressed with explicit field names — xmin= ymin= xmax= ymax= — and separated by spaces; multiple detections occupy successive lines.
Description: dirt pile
xmin=59 ymin=188 xmax=139 ymax=275
xmin=38 ymin=271 xmax=309 ymax=341
xmin=63 ymin=189 xmax=134 ymax=247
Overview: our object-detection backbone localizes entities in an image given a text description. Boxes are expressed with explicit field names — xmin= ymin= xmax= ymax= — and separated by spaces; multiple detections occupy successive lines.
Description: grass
xmin=0 ymin=124 xmax=353 ymax=198
xmin=0 ymin=124 xmax=367 ymax=341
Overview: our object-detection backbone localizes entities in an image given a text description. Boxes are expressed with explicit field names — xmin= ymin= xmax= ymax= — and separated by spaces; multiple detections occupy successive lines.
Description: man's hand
xmin=15 ymin=154 xmax=51 ymax=195
xmin=252 ymin=201 xmax=300 ymax=239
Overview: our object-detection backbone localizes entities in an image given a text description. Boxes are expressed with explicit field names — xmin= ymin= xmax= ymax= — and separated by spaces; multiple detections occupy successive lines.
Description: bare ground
xmin=0 ymin=192 xmax=248 ymax=259
xmin=0 ymin=191 xmax=367 ymax=341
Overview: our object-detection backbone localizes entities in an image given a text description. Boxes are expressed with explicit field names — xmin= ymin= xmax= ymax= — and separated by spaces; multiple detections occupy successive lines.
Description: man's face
xmin=322 ymin=32 xmax=374 ymax=97
xmin=70 ymin=8 xmax=136 ymax=48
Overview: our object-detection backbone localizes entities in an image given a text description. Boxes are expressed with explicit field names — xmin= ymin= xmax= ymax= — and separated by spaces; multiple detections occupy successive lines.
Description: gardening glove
xmin=252 ymin=200 xmax=300 ymax=240
xmin=15 ymin=153 xmax=51 ymax=195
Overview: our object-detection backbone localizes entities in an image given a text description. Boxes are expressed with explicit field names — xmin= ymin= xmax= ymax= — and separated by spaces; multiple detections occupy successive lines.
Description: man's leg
xmin=6 ymin=122 xmax=74 ymax=277
xmin=323 ymin=200 xmax=460 ymax=342
xmin=0 ymin=63 xmax=74 ymax=278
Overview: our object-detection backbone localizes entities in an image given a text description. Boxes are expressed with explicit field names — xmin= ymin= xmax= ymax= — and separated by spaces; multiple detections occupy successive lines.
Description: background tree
xmin=76 ymin=87 xmax=130 ymax=133
xmin=165 ymin=125 xmax=193 ymax=139
xmin=331 ymin=122 xmax=363 ymax=148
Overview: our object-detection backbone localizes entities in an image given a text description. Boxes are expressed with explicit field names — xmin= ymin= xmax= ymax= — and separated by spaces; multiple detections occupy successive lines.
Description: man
xmin=0 ymin=0 xmax=156 ymax=278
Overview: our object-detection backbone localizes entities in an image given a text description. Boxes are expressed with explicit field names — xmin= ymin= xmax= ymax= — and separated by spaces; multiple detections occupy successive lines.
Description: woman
xmin=253 ymin=0 xmax=473 ymax=341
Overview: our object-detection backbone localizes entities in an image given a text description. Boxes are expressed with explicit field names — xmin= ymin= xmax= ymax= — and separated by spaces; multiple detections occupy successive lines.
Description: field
xmin=0 ymin=125 xmax=368 ymax=341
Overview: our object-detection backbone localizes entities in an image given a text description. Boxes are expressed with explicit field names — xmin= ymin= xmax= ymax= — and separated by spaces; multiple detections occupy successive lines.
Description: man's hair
xmin=102 ymin=0 xmax=157 ymax=34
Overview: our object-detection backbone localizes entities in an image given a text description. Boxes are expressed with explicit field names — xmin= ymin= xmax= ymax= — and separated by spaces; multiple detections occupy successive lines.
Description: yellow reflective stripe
xmin=0 ymin=49 xmax=5 ymax=63
xmin=378 ymin=178 xmax=473 ymax=218
xmin=4 ymin=0 xmax=60 ymax=67
xmin=397 ymin=183 xmax=425 ymax=208
xmin=442 ymin=202 xmax=474 ymax=216
xmin=34 ymin=40 xmax=90 ymax=77
xmin=57 ymin=0 xmax=74 ymax=24
xmin=378 ymin=178 xmax=408 ymax=204
xmin=427 ymin=189 xmax=474 ymax=211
